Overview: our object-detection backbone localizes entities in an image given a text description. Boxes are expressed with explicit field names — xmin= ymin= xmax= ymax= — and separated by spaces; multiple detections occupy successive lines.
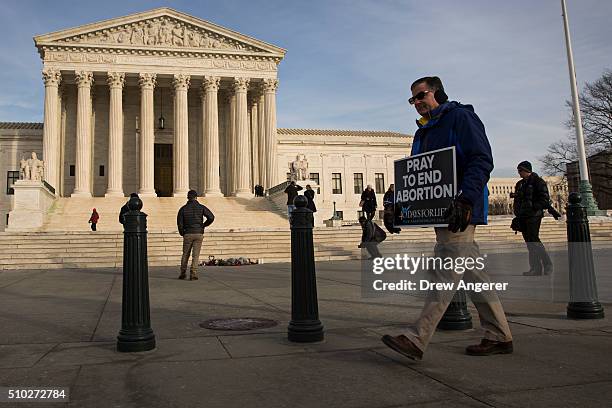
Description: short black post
xmin=288 ymin=195 xmax=325 ymax=342
xmin=566 ymin=192 xmax=604 ymax=319
xmin=437 ymin=288 xmax=473 ymax=330
xmin=117 ymin=196 xmax=156 ymax=352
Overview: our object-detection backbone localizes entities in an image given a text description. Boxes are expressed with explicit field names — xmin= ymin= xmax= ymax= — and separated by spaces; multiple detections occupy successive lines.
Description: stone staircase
xmin=42 ymin=196 xmax=289 ymax=231
xmin=1 ymin=218 xmax=612 ymax=270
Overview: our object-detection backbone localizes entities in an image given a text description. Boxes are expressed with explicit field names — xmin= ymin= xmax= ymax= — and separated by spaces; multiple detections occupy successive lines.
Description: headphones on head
xmin=430 ymin=76 xmax=448 ymax=104
xmin=434 ymin=88 xmax=448 ymax=104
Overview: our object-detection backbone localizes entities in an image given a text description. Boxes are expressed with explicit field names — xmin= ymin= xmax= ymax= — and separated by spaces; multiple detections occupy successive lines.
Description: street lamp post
xmin=560 ymin=0 xmax=604 ymax=216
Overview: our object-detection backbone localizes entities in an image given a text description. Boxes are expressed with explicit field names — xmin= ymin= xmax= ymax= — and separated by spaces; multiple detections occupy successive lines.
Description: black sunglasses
xmin=408 ymin=90 xmax=431 ymax=105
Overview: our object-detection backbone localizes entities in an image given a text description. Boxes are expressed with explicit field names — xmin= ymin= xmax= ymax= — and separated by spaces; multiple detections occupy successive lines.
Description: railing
xmin=43 ymin=180 xmax=56 ymax=195
xmin=267 ymin=181 xmax=290 ymax=196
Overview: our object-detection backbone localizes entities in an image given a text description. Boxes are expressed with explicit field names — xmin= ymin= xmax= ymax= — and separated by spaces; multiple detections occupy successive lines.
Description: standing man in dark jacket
xmin=284 ymin=181 xmax=303 ymax=219
xmin=382 ymin=76 xmax=513 ymax=361
xmin=360 ymin=185 xmax=377 ymax=220
xmin=513 ymin=161 xmax=553 ymax=276
xmin=177 ymin=190 xmax=215 ymax=281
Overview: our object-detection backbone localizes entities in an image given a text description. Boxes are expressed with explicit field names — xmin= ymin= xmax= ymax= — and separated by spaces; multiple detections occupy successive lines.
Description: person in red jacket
xmin=88 ymin=208 xmax=99 ymax=231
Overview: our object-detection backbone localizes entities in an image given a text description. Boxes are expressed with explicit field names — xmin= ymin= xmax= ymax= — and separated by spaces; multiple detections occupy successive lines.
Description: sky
xmin=1 ymin=0 xmax=611 ymax=177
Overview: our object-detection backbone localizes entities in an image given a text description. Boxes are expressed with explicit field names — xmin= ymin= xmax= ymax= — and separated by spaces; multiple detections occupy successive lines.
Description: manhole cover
xmin=199 ymin=318 xmax=279 ymax=331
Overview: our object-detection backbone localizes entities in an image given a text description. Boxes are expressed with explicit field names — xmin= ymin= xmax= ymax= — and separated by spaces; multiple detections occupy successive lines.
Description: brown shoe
xmin=381 ymin=335 xmax=423 ymax=361
xmin=466 ymin=339 xmax=513 ymax=356
xmin=189 ymin=274 xmax=198 ymax=281
xmin=178 ymin=272 xmax=186 ymax=280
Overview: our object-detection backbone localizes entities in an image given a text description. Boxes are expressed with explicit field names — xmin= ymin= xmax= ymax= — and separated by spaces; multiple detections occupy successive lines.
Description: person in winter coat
xmin=88 ymin=208 xmax=99 ymax=231
xmin=360 ymin=185 xmax=377 ymax=220
xmin=304 ymin=185 xmax=317 ymax=213
xmin=512 ymin=161 xmax=553 ymax=276
xmin=383 ymin=184 xmax=400 ymax=234
xmin=382 ymin=76 xmax=513 ymax=361
xmin=358 ymin=216 xmax=386 ymax=259
xmin=177 ymin=190 xmax=215 ymax=281
xmin=284 ymin=181 xmax=303 ymax=218
xmin=119 ymin=193 xmax=139 ymax=225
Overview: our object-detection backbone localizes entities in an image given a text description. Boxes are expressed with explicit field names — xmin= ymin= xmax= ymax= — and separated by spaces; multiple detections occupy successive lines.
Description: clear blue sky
xmin=1 ymin=0 xmax=610 ymax=176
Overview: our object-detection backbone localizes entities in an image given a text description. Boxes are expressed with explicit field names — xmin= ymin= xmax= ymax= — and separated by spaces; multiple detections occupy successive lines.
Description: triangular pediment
xmin=34 ymin=8 xmax=286 ymax=59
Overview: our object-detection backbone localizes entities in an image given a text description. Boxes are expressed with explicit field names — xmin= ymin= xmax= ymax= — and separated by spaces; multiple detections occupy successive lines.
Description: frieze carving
xmin=56 ymin=17 xmax=264 ymax=53
xmin=42 ymin=69 xmax=62 ymax=86
xmin=44 ymin=51 xmax=277 ymax=71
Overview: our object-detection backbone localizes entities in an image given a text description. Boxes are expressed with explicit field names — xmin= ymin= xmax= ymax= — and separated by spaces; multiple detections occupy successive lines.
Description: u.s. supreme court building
xmin=1 ymin=7 xmax=414 ymax=231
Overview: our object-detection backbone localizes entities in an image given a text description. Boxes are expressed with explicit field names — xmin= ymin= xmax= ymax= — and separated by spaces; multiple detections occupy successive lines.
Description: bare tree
xmin=540 ymin=70 xmax=612 ymax=175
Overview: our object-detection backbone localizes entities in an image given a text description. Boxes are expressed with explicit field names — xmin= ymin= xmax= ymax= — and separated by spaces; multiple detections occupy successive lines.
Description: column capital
xmin=173 ymin=74 xmax=191 ymax=91
xmin=75 ymin=71 xmax=94 ymax=88
xmin=42 ymin=68 xmax=62 ymax=87
xmin=233 ymin=77 xmax=250 ymax=93
xmin=262 ymin=78 xmax=279 ymax=93
xmin=107 ymin=72 xmax=125 ymax=89
xmin=138 ymin=73 xmax=157 ymax=89
xmin=202 ymin=76 xmax=221 ymax=92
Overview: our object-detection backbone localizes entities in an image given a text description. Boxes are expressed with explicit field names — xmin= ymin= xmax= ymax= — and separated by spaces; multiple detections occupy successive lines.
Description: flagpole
xmin=560 ymin=0 xmax=602 ymax=215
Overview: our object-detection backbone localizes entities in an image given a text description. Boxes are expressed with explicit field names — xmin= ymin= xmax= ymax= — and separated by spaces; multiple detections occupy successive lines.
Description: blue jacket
xmin=410 ymin=101 xmax=493 ymax=224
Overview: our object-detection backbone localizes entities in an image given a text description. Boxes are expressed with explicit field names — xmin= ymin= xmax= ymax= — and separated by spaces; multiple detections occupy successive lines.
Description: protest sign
xmin=393 ymin=146 xmax=456 ymax=227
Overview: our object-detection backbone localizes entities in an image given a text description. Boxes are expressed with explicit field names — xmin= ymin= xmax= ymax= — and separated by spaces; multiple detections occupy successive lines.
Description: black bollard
xmin=288 ymin=195 xmax=325 ymax=342
xmin=566 ymin=192 xmax=604 ymax=319
xmin=437 ymin=288 xmax=473 ymax=330
xmin=117 ymin=196 xmax=156 ymax=352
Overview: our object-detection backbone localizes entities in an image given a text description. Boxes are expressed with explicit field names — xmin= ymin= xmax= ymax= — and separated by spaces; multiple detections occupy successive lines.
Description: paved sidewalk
xmin=0 ymin=255 xmax=611 ymax=407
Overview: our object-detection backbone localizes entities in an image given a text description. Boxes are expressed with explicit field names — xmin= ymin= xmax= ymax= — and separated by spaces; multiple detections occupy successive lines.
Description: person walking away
xmin=119 ymin=193 xmax=139 ymax=225
xmin=284 ymin=181 xmax=303 ymax=219
xmin=360 ymin=185 xmax=377 ymax=220
xmin=358 ymin=216 xmax=386 ymax=259
xmin=383 ymin=184 xmax=401 ymax=234
xmin=88 ymin=208 xmax=99 ymax=231
xmin=381 ymin=76 xmax=513 ymax=360
xmin=304 ymin=185 xmax=317 ymax=213
xmin=512 ymin=161 xmax=553 ymax=276
xmin=177 ymin=190 xmax=215 ymax=281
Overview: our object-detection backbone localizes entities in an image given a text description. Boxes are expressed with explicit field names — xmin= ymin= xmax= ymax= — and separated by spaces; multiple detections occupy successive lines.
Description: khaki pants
xmin=403 ymin=225 xmax=513 ymax=352
xmin=181 ymin=233 xmax=204 ymax=274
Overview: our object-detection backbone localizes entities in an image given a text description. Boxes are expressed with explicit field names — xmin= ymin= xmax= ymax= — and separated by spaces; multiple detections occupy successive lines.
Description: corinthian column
xmin=42 ymin=68 xmax=62 ymax=192
xmin=72 ymin=71 xmax=94 ymax=197
xmin=263 ymin=78 xmax=279 ymax=188
xmin=138 ymin=73 xmax=156 ymax=197
xmin=233 ymin=77 xmax=251 ymax=197
xmin=249 ymin=93 xmax=260 ymax=190
xmin=173 ymin=74 xmax=190 ymax=197
xmin=257 ymin=89 xmax=266 ymax=189
xmin=202 ymin=76 xmax=222 ymax=197
xmin=105 ymin=72 xmax=125 ymax=197
xmin=226 ymin=91 xmax=236 ymax=195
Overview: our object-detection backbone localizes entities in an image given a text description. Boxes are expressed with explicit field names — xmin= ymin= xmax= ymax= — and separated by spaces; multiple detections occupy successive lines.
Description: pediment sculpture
xmin=56 ymin=16 xmax=262 ymax=53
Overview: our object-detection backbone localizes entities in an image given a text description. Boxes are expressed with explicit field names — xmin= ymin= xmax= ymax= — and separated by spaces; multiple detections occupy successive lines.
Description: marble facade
xmin=34 ymin=7 xmax=284 ymax=199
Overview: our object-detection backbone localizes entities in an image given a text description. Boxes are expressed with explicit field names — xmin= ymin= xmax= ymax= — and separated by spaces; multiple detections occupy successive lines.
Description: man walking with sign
xmin=382 ymin=76 xmax=513 ymax=360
